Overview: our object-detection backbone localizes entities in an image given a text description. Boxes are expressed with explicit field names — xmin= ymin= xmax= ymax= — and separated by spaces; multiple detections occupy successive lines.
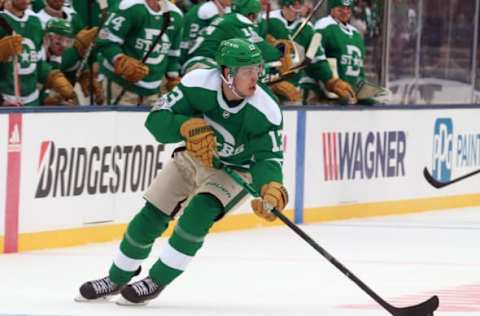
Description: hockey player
xmin=264 ymin=0 xmax=355 ymax=104
xmin=41 ymin=18 xmax=105 ymax=105
xmin=76 ymin=38 xmax=288 ymax=305
xmin=304 ymin=0 xmax=364 ymax=104
xmin=183 ymin=0 xmax=280 ymax=74
xmin=96 ymin=0 xmax=184 ymax=105
xmin=180 ymin=0 xmax=232 ymax=64
xmin=0 ymin=0 xmax=75 ymax=106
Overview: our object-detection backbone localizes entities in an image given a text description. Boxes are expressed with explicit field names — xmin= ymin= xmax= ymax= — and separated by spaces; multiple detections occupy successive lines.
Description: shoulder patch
xmin=181 ymin=68 xmax=220 ymax=91
xmin=315 ymin=15 xmax=336 ymax=30
xmin=198 ymin=1 xmax=219 ymax=20
xmin=248 ymin=85 xmax=282 ymax=126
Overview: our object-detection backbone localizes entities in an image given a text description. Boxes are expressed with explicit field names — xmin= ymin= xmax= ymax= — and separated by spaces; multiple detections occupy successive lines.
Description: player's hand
xmin=180 ymin=118 xmax=217 ymax=168
xmin=326 ymin=77 xmax=357 ymax=104
xmin=165 ymin=75 xmax=181 ymax=91
xmin=79 ymin=69 xmax=105 ymax=105
xmin=270 ymin=80 xmax=301 ymax=102
xmin=46 ymin=70 xmax=76 ymax=100
xmin=251 ymin=182 xmax=288 ymax=222
xmin=0 ymin=34 xmax=23 ymax=61
xmin=114 ymin=54 xmax=149 ymax=83
xmin=74 ymin=27 xmax=98 ymax=57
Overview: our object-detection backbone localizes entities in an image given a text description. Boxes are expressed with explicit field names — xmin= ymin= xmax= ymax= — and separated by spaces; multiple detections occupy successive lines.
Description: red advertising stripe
xmin=4 ymin=113 xmax=22 ymax=253
xmin=332 ymin=132 xmax=338 ymax=180
xmin=322 ymin=133 xmax=329 ymax=181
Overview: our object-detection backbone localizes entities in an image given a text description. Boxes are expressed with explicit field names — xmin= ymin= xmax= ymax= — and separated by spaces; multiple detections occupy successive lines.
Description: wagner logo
xmin=431 ymin=118 xmax=453 ymax=182
xmin=322 ymin=130 xmax=406 ymax=181
xmin=35 ymin=141 xmax=165 ymax=198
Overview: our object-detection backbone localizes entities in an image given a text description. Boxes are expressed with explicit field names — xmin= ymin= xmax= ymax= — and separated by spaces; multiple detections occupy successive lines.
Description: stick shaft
xmin=221 ymin=163 xmax=394 ymax=313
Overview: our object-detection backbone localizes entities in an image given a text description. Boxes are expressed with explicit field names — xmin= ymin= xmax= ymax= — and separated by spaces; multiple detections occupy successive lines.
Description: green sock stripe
xmin=174 ymin=224 xmax=205 ymax=243
xmin=149 ymin=260 xmax=183 ymax=286
xmin=224 ymin=189 xmax=248 ymax=213
xmin=109 ymin=263 xmax=136 ymax=286
xmin=125 ymin=232 xmax=153 ymax=250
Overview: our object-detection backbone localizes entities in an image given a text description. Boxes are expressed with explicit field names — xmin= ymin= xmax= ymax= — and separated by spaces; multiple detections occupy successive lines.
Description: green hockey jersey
xmin=263 ymin=9 xmax=333 ymax=84
xmin=97 ymin=0 xmax=183 ymax=96
xmin=0 ymin=10 xmax=51 ymax=106
xmin=315 ymin=15 xmax=365 ymax=90
xmin=186 ymin=13 xmax=281 ymax=66
xmin=71 ymin=0 xmax=120 ymax=27
xmin=145 ymin=68 xmax=284 ymax=191
xmin=180 ymin=1 xmax=230 ymax=64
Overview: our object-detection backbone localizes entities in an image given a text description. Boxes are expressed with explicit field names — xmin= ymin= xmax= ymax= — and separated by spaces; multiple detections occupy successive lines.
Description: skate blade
xmin=116 ymin=296 xmax=149 ymax=306
xmin=74 ymin=294 xmax=114 ymax=303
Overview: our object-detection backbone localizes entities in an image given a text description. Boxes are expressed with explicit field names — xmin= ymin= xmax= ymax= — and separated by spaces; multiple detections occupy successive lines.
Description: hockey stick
xmin=215 ymin=160 xmax=440 ymax=316
xmin=0 ymin=16 xmax=22 ymax=105
xmin=112 ymin=10 xmax=171 ymax=106
xmin=423 ymin=167 xmax=480 ymax=189
xmin=72 ymin=0 xmax=109 ymax=105
xmin=291 ymin=0 xmax=326 ymax=41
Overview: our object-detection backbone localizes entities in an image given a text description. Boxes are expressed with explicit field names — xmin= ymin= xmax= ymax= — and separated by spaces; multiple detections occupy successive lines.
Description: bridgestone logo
xmin=35 ymin=141 xmax=165 ymax=198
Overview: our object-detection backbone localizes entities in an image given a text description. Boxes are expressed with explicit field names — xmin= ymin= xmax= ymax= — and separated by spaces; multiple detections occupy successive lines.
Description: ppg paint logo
xmin=432 ymin=118 xmax=453 ymax=181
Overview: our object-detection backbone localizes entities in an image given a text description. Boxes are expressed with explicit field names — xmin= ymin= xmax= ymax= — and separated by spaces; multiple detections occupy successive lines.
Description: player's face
xmin=11 ymin=0 xmax=29 ymax=11
xmin=46 ymin=0 xmax=64 ymax=10
xmin=282 ymin=1 xmax=303 ymax=21
xmin=331 ymin=5 xmax=352 ymax=24
xmin=234 ymin=65 xmax=261 ymax=97
xmin=46 ymin=34 xmax=73 ymax=56
xmin=218 ymin=0 xmax=232 ymax=8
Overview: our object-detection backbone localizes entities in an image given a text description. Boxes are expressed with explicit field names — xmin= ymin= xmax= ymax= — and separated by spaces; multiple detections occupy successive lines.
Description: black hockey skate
xmin=117 ymin=276 xmax=164 ymax=305
xmin=75 ymin=276 xmax=124 ymax=302
xmin=75 ymin=267 xmax=141 ymax=302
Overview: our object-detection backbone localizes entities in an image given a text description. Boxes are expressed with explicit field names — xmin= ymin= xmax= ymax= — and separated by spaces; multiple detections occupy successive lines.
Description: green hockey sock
xmin=149 ymin=194 xmax=223 ymax=286
xmin=109 ymin=202 xmax=171 ymax=285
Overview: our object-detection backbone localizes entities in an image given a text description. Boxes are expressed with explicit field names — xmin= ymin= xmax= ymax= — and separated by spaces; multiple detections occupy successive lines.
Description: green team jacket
xmin=264 ymin=9 xmax=333 ymax=84
xmin=97 ymin=0 xmax=183 ymax=96
xmin=187 ymin=13 xmax=281 ymax=64
xmin=145 ymin=68 xmax=284 ymax=191
xmin=315 ymin=15 xmax=365 ymax=90
xmin=0 ymin=10 xmax=51 ymax=106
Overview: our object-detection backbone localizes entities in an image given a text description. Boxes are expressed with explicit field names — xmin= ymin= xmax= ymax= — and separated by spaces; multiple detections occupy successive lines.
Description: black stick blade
xmin=423 ymin=167 xmax=444 ymax=188
xmin=392 ymin=295 xmax=439 ymax=316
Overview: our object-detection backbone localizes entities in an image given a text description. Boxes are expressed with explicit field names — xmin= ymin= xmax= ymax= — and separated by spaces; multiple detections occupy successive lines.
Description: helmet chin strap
xmin=221 ymin=69 xmax=246 ymax=99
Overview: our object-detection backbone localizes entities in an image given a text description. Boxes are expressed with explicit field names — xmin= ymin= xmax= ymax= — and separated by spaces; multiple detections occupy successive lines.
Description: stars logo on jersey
xmin=222 ymin=111 xmax=230 ymax=119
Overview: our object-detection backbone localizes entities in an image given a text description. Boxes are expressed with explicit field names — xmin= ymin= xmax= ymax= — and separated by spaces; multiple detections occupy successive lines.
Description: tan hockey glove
xmin=326 ymin=77 xmax=357 ymax=104
xmin=270 ymin=81 xmax=301 ymax=102
xmin=165 ymin=75 xmax=181 ymax=91
xmin=74 ymin=27 xmax=98 ymax=57
xmin=79 ymin=69 xmax=105 ymax=105
xmin=273 ymin=39 xmax=295 ymax=74
xmin=114 ymin=54 xmax=149 ymax=83
xmin=46 ymin=70 xmax=76 ymax=101
xmin=0 ymin=34 xmax=23 ymax=61
xmin=180 ymin=118 xmax=217 ymax=168
xmin=251 ymin=182 xmax=289 ymax=222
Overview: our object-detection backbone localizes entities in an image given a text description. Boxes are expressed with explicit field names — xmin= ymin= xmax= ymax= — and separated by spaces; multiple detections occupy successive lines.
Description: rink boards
xmin=1 ymin=106 xmax=480 ymax=252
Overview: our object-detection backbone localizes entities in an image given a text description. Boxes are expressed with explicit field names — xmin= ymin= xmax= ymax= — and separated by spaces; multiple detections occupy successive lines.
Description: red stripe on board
xmin=340 ymin=283 xmax=480 ymax=312
xmin=322 ymin=133 xmax=329 ymax=181
xmin=332 ymin=133 xmax=338 ymax=180
xmin=4 ymin=113 xmax=22 ymax=253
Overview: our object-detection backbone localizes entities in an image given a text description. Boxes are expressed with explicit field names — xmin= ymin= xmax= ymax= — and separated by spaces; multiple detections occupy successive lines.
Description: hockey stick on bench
xmin=215 ymin=160 xmax=440 ymax=316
